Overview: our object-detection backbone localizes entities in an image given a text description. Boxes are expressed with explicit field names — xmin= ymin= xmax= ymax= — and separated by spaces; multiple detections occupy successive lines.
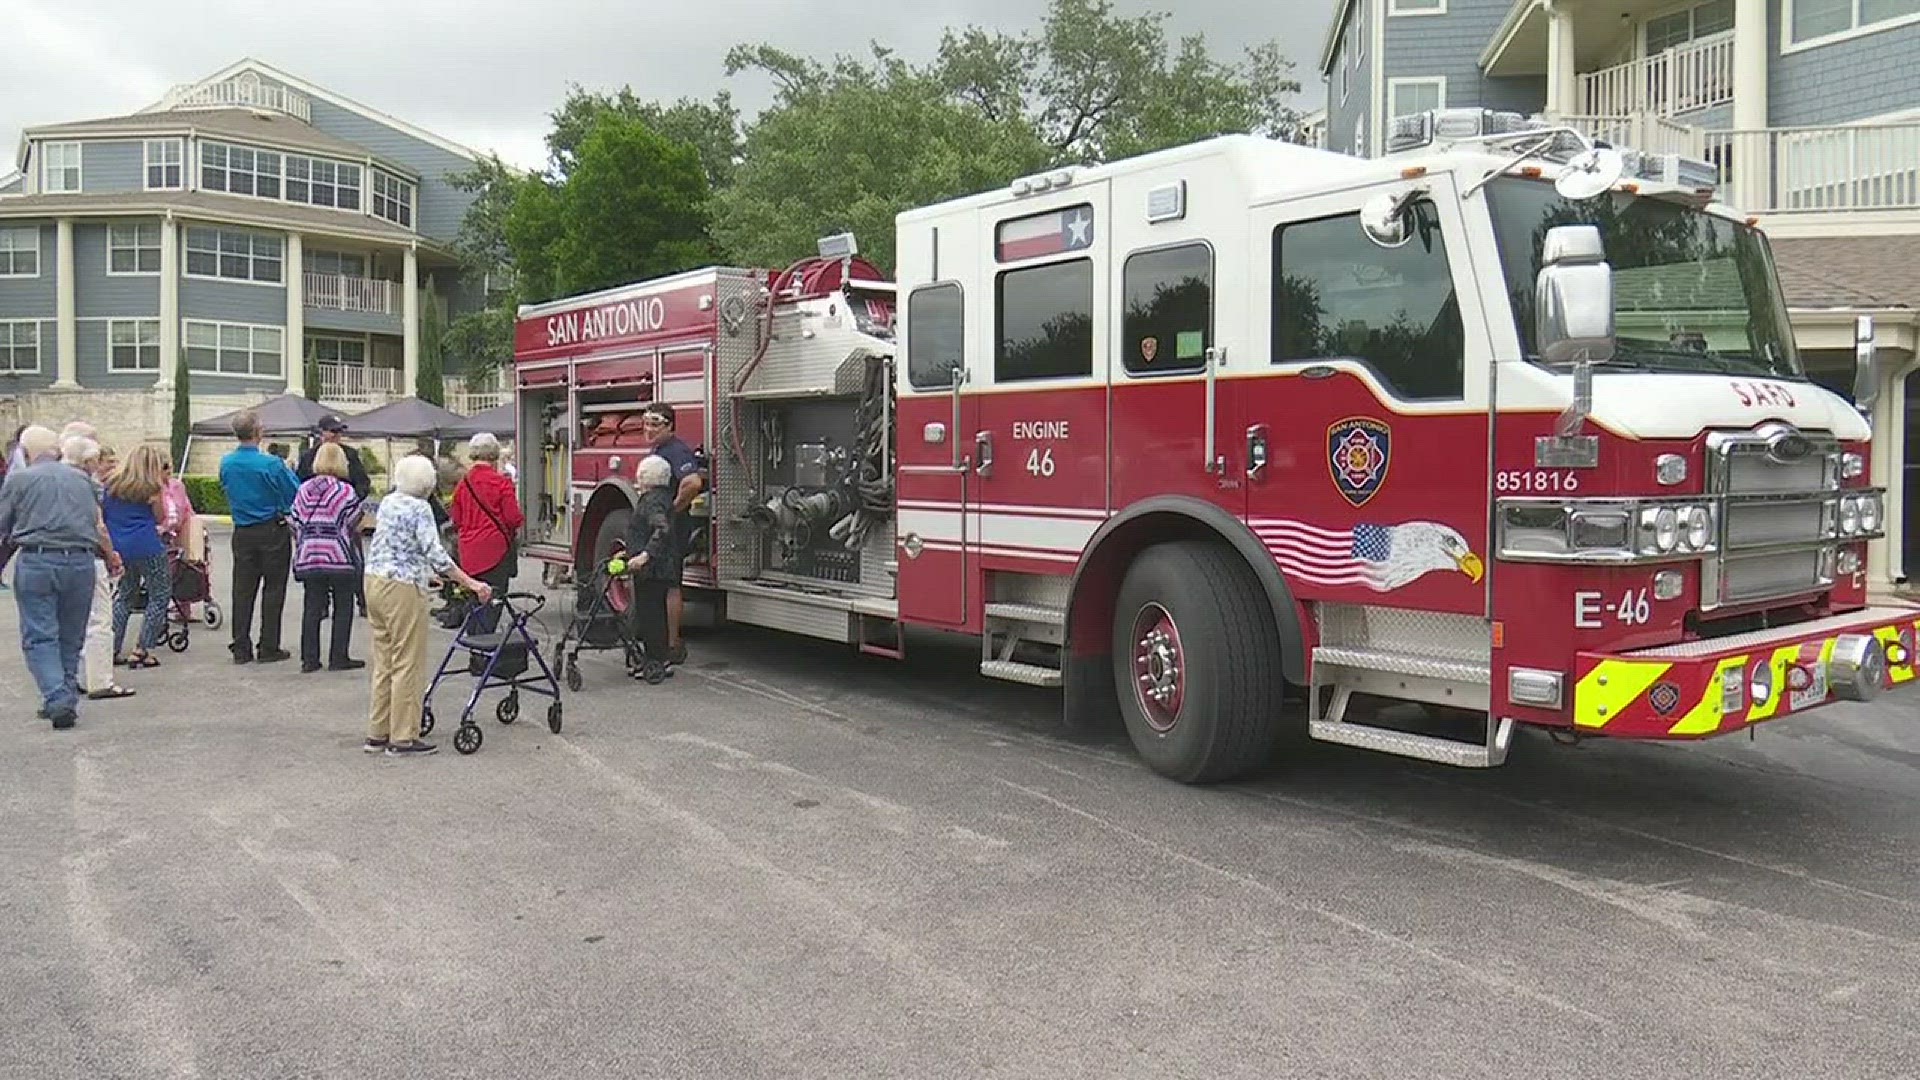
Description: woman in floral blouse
xmin=361 ymin=455 xmax=492 ymax=757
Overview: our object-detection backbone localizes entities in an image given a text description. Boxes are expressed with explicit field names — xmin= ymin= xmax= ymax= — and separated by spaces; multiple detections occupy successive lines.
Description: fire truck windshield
xmin=1487 ymin=179 xmax=1802 ymax=381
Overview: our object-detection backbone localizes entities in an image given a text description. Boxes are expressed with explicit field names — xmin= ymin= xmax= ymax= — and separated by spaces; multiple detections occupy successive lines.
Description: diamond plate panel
xmin=712 ymin=271 xmax=766 ymax=585
xmin=1315 ymin=604 xmax=1491 ymax=663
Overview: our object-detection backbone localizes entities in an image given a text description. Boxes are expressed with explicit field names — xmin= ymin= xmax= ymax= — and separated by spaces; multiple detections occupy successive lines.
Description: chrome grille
xmin=1704 ymin=424 xmax=1840 ymax=610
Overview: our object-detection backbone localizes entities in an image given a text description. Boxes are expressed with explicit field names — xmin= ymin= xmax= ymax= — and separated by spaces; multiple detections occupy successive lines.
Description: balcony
xmin=444 ymin=374 xmax=508 ymax=416
xmin=1578 ymin=34 xmax=1733 ymax=119
xmin=1563 ymin=114 xmax=1704 ymax=159
xmin=1706 ymin=121 xmax=1920 ymax=214
xmin=316 ymin=362 xmax=402 ymax=405
xmin=304 ymin=273 xmax=399 ymax=315
xmin=157 ymin=76 xmax=311 ymax=123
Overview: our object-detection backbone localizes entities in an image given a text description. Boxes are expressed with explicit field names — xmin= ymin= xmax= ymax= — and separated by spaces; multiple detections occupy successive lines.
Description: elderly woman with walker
xmin=622 ymin=454 xmax=682 ymax=684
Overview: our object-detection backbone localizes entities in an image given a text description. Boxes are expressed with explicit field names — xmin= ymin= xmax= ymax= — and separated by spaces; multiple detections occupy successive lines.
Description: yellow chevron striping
xmin=1669 ymin=655 xmax=1750 ymax=736
xmin=1876 ymin=623 xmax=1914 ymax=685
xmin=1744 ymin=644 xmax=1803 ymax=723
xmin=1573 ymin=659 xmax=1672 ymax=729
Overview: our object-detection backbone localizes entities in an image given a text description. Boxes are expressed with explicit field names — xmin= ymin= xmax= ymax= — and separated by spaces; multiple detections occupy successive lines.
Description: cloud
xmin=0 ymin=0 xmax=1332 ymax=173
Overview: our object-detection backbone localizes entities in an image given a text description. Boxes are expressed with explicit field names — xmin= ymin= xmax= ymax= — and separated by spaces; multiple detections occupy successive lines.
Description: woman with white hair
xmin=622 ymin=453 xmax=681 ymax=683
xmin=361 ymin=455 xmax=493 ymax=756
xmin=449 ymin=431 xmax=523 ymax=634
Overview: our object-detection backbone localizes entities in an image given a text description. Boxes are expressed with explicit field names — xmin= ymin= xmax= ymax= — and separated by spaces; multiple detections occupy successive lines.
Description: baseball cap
xmin=316 ymin=414 xmax=348 ymax=433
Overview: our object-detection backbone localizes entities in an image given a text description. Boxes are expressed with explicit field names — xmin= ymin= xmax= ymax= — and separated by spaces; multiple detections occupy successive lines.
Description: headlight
xmin=1640 ymin=506 xmax=1680 ymax=554
xmin=1682 ymin=506 xmax=1712 ymax=551
xmin=1839 ymin=495 xmax=1862 ymax=536
xmin=1570 ymin=510 xmax=1631 ymax=549
xmin=1859 ymin=493 xmax=1881 ymax=534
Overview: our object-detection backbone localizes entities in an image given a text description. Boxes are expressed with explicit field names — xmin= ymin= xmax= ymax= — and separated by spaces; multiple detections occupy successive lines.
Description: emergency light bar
xmin=1386 ymin=108 xmax=1719 ymax=196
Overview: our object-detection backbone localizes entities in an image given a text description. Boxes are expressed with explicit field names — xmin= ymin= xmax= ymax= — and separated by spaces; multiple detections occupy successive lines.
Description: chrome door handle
xmin=974 ymin=431 xmax=994 ymax=477
xmin=1246 ymin=424 xmax=1269 ymax=480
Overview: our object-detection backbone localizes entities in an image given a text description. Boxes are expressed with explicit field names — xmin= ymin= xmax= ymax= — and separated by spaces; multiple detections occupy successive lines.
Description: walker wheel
xmin=203 ymin=603 xmax=224 ymax=629
xmin=496 ymin=693 xmax=520 ymax=725
xmin=166 ymin=631 xmax=190 ymax=653
xmin=453 ymin=724 xmax=483 ymax=755
xmin=419 ymin=706 xmax=436 ymax=736
xmin=547 ymin=702 xmax=563 ymax=734
xmin=565 ymin=663 xmax=583 ymax=692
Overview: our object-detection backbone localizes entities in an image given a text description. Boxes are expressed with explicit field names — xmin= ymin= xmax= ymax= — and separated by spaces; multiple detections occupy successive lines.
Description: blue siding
xmin=76 ymin=318 xmax=159 ymax=389
xmin=189 ymin=372 xmax=288 ymax=395
xmin=1383 ymin=0 xmax=1546 ymax=129
xmin=302 ymin=98 xmax=476 ymax=242
xmin=73 ymin=221 xmax=160 ymax=318
xmin=81 ymin=140 xmax=145 ymax=194
xmin=1768 ymin=4 xmax=1920 ymax=126
xmin=1687 ymin=105 xmax=1734 ymax=132
xmin=0 ymin=223 xmax=56 ymax=319
xmin=0 ymin=319 xmax=58 ymax=390
xmin=305 ymin=305 xmax=401 ymax=335
xmin=180 ymin=276 xmax=285 ymax=325
xmin=1326 ymin=1 xmax=1374 ymax=155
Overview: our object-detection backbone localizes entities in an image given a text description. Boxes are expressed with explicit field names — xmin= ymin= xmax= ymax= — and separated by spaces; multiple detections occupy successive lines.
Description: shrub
xmin=182 ymin=474 xmax=228 ymax=515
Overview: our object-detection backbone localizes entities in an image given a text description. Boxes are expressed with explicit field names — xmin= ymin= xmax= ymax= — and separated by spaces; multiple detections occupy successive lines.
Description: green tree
xmin=169 ymin=355 xmax=191 ymax=470
xmin=547 ymin=86 xmax=741 ymax=191
xmin=417 ymin=286 xmax=446 ymax=406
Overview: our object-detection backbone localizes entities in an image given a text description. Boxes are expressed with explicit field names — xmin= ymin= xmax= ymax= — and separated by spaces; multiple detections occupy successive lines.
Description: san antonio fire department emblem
xmin=1327 ymin=417 xmax=1392 ymax=507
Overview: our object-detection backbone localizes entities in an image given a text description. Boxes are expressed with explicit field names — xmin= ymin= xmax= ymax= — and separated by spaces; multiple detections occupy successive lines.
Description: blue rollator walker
xmin=421 ymin=591 xmax=564 ymax=755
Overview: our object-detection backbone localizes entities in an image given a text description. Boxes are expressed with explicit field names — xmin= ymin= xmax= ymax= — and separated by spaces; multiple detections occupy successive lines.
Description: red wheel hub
xmin=1130 ymin=602 xmax=1185 ymax=733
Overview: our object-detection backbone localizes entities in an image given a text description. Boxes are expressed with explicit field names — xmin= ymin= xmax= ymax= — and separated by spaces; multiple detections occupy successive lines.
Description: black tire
xmin=165 ymin=631 xmax=190 ymax=653
xmin=547 ymin=702 xmax=563 ymax=734
xmin=419 ymin=706 xmax=436 ymax=736
xmin=565 ymin=664 xmax=583 ymax=693
xmin=1110 ymin=540 xmax=1288 ymax=783
xmin=496 ymin=693 xmax=520 ymax=725
xmin=453 ymin=724 xmax=483 ymax=755
xmin=203 ymin=603 xmax=224 ymax=629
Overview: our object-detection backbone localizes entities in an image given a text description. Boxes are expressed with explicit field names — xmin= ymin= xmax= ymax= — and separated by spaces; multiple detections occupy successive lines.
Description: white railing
xmin=303 ymin=273 xmax=399 ymax=315
xmin=316 ymin=362 xmax=402 ymax=403
xmin=444 ymin=375 xmax=508 ymax=416
xmin=159 ymin=78 xmax=311 ymax=123
xmin=1564 ymin=114 xmax=1704 ymax=159
xmin=1579 ymin=34 xmax=1734 ymax=119
xmin=1705 ymin=122 xmax=1920 ymax=213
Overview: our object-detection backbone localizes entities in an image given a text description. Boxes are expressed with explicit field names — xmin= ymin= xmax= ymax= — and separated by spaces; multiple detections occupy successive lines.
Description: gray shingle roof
xmin=24 ymin=108 xmax=415 ymax=177
xmin=1773 ymin=236 xmax=1920 ymax=311
xmin=0 ymin=189 xmax=422 ymax=245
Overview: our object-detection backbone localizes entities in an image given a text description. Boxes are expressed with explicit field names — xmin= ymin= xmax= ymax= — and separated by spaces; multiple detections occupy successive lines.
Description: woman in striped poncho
xmin=290 ymin=443 xmax=366 ymax=673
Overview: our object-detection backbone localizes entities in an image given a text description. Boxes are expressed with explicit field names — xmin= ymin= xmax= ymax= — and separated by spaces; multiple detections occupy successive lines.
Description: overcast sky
xmin=1 ymin=0 xmax=1332 ymax=172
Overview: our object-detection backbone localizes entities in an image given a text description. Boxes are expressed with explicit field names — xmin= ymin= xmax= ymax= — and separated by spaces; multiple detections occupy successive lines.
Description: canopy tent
xmin=345 ymin=397 xmax=466 ymax=439
xmin=437 ymin=401 xmax=516 ymax=440
xmin=188 ymin=394 xmax=336 ymax=437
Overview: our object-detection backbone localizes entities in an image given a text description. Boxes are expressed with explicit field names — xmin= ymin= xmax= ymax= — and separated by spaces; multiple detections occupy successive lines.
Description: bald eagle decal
xmin=1251 ymin=519 xmax=1484 ymax=593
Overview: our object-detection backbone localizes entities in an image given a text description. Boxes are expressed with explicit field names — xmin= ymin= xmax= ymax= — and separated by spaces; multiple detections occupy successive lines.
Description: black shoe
xmin=666 ymin=643 xmax=688 ymax=666
xmin=231 ymin=646 xmax=254 ymax=665
xmin=385 ymin=740 xmax=438 ymax=757
xmin=362 ymin=737 xmax=389 ymax=754
xmin=49 ymin=710 xmax=77 ymax=730
xmin=301 ymin=662 xmax=322 ymax=673
xmin=256 ymin=648 xmax=292 ymax=664
xmin=329 ymin=659 xmax=367 ymax=671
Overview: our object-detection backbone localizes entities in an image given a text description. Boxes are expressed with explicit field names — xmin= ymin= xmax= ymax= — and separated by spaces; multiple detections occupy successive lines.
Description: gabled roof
xmin=0 ymin=190 xmax=425 ymax=246
xmin=150 ymin=59 xmax=479 ymax=164
xmin=1774 ymin=236 xmax=1920 ymax=311
xmin=1320 ymin=0 xmax=1359 ymax=77
xmin=24 ymin=108 xmax=414 ymax=176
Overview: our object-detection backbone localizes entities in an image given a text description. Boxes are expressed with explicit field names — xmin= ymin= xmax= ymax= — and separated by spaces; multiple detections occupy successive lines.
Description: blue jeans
xmin=13 ymin=550 xmax=95 ymax=716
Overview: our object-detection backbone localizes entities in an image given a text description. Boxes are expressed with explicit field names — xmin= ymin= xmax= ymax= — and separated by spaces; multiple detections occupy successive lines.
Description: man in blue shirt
xmin=219 ymin=409 xmax=299 ymax=664
xmin=640 ymin=403 xmax=704 ymax=666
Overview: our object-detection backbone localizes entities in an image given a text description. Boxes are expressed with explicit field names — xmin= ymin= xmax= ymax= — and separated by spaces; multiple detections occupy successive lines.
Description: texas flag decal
xmin=996 ymin=204 xmax=1096 ymax=262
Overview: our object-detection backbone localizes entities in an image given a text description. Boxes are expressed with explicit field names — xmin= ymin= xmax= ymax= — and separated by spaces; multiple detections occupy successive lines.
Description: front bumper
xmin=1572 ymin=605 xmax=1919 ymax=738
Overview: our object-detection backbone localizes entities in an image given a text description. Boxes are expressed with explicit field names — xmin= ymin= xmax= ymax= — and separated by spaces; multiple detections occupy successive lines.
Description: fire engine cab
xmin=513 ymin=107 xmax=1919 ymax=783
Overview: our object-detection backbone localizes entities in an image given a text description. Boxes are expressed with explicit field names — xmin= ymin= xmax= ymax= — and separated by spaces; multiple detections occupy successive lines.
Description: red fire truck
xmin=512 ymin=108 xmax=1918 ymax=782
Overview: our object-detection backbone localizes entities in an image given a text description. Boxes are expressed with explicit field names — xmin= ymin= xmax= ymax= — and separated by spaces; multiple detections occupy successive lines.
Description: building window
xmin=1121 ymin=244 xmax=1212 ymax=375
xmin=185 ymin=227 xmax=283 ymax=284
xmin=906 ymin=283 xmax=964 ymax=390
xmin=1388 ymin=77 xmax=1447 ymax=119
xmin=995 ymin=259 xmax=1094 ymax=382
xmin=184 ymin=320 xmax=283 ymax=378
xmin=1648 ymin=0 xmax=1734 ymax=54
xmin=302 ymin=250 xmax=367 ymax=278
xmin=286 ymin=156 xmax=363 ymax=211
xmin=1353 ymin=0 xmax=1366 ymax=67
xmin=0 ymin=320 xmax=39 ymax=373
xmin=108 ymin=319 xmax=161 ymax=372
xmin=1790 ymin=0 xmax=1920 ymax=44
xmin=41 ymin=142 xmax=81 ymax=193
xmin=0 ymin=227 xmax=37 ymax=277
xmin=144 ymin=139 xmax=183 ymax=189
xmin=308 ymin=335 xmax=366 ymax=365
xmin=1339 ymin=58 xmax=1351 ymax=104
xmin=1389 ymin=0 xmax=1446 ymax=13
xmin=371 ymin=171 xmax=414 ymax=227
xmin=200 ymin=142 xmax=282 ymax=200
xmin=1271 ymin=201 xmax=1465 ymax=401
xmin=108 ymin=223 xmax=162 ymax=275
xmin=1354 ymin=116 xmax=1367 ymax=156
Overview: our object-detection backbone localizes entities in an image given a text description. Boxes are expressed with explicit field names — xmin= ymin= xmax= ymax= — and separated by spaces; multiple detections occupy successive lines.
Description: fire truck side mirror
xmin=1359 ymin=191 xmax=1417 ymax=249
xmin=1535 ymin=224 xmax=1615 ymax=367
xmin=1852 ymin=315 xmax=1879 ymax=418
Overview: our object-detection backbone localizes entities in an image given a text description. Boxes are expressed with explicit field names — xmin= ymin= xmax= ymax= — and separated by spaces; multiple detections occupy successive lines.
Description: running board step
xmin=980 ymin=659 xmax=1064 ymax=688
xmin=1309 ymin=718 xmax=1514 ymax=769
xmin=1312 ymin=646 xmax=1490 ymax=684
xmin=983 ymin=602 xmax=1066 ymax=626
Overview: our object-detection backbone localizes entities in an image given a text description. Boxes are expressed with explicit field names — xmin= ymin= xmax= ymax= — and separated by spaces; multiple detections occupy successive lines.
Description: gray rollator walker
xmin=421 ymin=591 xmax=563 ymax=755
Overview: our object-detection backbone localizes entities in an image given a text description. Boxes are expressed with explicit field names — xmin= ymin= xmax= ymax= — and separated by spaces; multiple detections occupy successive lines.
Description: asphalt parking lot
xmin=3 ymin=547 xmax=1917 ymax=1079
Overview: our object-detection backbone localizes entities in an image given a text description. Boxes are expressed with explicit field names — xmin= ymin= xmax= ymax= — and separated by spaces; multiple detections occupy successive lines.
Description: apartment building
xmin=0 ymin=59 xmax=503 ymax=453
xmin=1319 ymin=0 xmax=1920 ymax=589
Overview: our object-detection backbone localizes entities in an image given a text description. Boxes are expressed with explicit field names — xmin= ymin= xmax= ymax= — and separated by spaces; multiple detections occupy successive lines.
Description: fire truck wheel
xmin=1111 ymin=540 xmax=1285 ymax=783
xmin=592 ymin=509 xmax=633 ymax=614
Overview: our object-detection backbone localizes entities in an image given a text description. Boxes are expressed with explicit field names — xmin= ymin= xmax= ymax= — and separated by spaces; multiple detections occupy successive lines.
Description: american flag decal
xmin=996 ymin=204 xmax=1095 ymax=262
xmin=1250 ymin=518 xmax=1482 ymax=593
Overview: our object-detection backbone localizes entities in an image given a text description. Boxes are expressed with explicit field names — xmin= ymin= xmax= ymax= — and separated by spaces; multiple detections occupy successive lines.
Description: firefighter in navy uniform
xmin=637 ymin=403 xmax=702 ymax=665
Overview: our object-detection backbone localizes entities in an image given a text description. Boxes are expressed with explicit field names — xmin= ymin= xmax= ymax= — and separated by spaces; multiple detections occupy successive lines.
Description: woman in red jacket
xmin=449 ymin=432 xmax=524 ymax=632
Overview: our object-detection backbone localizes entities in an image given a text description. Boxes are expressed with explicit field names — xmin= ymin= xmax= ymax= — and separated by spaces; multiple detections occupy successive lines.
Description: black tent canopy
xmin=188 ymin=394 xmax=336 ymax=437
xmin=437 ymin=401 xmax=515 ymax=440
xmin=345 ymin=397 xmax=466 ymax=439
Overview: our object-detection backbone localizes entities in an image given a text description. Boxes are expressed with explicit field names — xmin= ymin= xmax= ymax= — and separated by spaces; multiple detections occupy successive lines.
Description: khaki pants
xmin=365 ymin=575 xmax=429 ymax=744
xmin=79 ymin=559 xmax=117 ymax=693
